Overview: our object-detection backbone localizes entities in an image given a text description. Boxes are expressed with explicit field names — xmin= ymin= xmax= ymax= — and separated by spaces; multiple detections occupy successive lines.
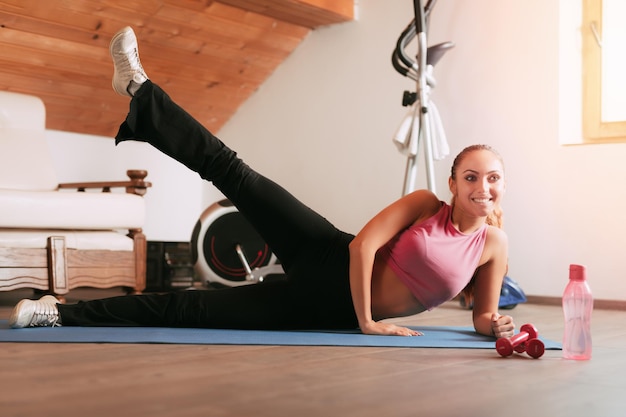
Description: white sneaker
xmin=9 ymin=295 xmax=62 ymax=328
xmin=110 ymin=26 xmax=148 ymax=97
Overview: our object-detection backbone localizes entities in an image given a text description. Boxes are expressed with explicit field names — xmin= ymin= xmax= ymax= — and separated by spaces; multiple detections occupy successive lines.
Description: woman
xmin=9 ymin=27 xmax=515 ymax=338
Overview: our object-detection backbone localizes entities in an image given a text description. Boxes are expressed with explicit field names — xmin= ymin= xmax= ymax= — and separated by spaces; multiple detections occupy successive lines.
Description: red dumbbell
xmin=495 ymin=323 xmax=545 ymax=359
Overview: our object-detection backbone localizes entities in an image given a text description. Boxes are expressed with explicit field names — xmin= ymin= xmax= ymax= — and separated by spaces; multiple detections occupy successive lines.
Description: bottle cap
xmin=569 ymin=264 xmax=587 ymax=281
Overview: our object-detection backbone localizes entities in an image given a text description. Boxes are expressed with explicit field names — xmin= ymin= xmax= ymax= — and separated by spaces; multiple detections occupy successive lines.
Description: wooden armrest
xmin=58 ymin=170 xmax=152 ymax=196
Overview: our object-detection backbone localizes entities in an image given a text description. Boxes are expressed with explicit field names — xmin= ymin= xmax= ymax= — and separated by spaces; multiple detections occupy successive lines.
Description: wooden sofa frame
xmin=0 ymin=170 xmax=151 ymax=302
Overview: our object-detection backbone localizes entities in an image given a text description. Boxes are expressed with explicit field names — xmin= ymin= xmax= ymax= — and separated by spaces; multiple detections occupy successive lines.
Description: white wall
xmin=216 ymin=0 xmax=626 ymax=301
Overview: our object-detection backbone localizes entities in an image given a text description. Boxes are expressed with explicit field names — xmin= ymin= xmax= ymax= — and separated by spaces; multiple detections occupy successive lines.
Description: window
xmin=582 ymin=0 xmax=626 ymax=143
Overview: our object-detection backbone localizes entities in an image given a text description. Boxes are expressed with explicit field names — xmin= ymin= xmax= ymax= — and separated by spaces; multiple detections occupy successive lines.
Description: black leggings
xmin=58 ymin=81 xmax=358 ymax=330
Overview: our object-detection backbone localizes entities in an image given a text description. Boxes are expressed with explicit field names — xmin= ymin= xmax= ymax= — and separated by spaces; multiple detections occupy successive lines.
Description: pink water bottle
xmin=562 ymin=264 xmax=593 ymax=360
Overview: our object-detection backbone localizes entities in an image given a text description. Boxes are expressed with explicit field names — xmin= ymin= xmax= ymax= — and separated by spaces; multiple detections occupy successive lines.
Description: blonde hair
xmin=450 ymin=145 xmax=506 ymax=304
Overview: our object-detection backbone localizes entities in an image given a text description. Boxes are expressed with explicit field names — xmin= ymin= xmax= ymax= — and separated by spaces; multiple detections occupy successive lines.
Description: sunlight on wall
xmin=558 ymin=0 xmax=583 ymax=145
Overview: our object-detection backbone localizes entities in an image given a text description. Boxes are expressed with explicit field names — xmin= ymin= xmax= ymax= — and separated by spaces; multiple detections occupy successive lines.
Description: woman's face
xmin=449 ymin=149 xmax=505 ymax=218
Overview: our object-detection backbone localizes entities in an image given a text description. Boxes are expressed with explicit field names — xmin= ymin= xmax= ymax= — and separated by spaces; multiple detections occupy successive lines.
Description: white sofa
xmin=0 ymin=90 xmax=150 ymax=300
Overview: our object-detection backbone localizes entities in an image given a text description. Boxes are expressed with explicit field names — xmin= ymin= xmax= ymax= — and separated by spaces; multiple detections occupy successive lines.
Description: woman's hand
xmin=491 ymin=313 xmax=515 ymax=338
xmin=360 ymin=321 xmax=423 ymax=336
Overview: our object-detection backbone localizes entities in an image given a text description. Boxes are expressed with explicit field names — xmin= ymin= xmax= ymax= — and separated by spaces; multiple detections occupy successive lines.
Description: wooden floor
xmin=0 ymin=288 xmax=624 ymax=417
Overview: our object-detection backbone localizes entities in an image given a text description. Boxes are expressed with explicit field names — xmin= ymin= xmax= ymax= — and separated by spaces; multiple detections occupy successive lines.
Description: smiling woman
xmin=9 ymin=26 xmax=515 ymax=340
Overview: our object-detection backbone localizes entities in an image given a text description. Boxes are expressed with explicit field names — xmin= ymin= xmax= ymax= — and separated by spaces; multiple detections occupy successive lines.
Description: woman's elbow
xmin=349 ymin=237 xmax=377 ymax=257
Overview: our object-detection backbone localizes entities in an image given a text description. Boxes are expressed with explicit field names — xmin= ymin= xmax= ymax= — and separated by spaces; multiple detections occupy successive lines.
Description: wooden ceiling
xmin=0 ymin=0 xmax=353 ymax=137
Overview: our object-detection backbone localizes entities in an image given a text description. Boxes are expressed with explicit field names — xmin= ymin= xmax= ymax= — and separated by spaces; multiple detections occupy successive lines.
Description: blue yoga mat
xmin=0 ymin=320 xmax=561 ymax=349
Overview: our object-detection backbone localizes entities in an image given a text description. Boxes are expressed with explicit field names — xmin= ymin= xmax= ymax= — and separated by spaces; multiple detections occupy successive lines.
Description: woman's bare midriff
xmin=370 ymin=253 xmax=426 ymax=320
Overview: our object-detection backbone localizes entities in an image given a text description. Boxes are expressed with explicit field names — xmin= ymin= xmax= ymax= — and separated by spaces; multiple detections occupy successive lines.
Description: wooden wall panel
xmin=0 ymin=0 xmax=353 ymax=138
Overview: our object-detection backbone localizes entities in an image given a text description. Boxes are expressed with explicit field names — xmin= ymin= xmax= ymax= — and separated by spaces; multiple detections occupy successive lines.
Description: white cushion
xmin=0 ymin=229 xmax=134 ymax=251
xmin=0 ymin=189 xmax=145 ymax=230
xmin=0 ymin=91 xmax=45 ymax=129
xmin=0 ymin=91 xmax=58 ymax=190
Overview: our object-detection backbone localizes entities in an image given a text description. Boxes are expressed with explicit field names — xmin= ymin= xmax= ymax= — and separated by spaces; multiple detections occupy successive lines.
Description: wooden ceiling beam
xmin=217 ymin=0 xmax=354 ymax=28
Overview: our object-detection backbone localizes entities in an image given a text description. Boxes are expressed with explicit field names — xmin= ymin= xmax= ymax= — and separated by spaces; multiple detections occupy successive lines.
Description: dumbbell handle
xmin=509 ymin=331 xmax=531 ymax=347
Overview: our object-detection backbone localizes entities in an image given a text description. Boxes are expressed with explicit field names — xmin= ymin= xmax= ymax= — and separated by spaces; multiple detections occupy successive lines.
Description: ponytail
xmin=486 ymin=205 xmax=504 ymax=229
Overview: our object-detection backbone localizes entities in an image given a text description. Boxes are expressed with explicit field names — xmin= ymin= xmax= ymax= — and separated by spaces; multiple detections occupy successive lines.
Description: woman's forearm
xmin=473 ymin=313 xmax=495 ymax=336
xmin=348 ymin=240 xmax=375 ymax=329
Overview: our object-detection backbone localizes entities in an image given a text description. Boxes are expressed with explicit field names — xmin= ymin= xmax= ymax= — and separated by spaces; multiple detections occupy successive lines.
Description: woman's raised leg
xmin=8 ymin=27 xmax=359 ymax=331
xmin=111 ymin=27 xmax=342 ymax=272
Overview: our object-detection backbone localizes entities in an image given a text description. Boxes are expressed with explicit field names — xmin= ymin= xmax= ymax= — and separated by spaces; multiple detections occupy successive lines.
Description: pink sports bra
xmin=379 ymin=202 xmax=488 ymax=310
